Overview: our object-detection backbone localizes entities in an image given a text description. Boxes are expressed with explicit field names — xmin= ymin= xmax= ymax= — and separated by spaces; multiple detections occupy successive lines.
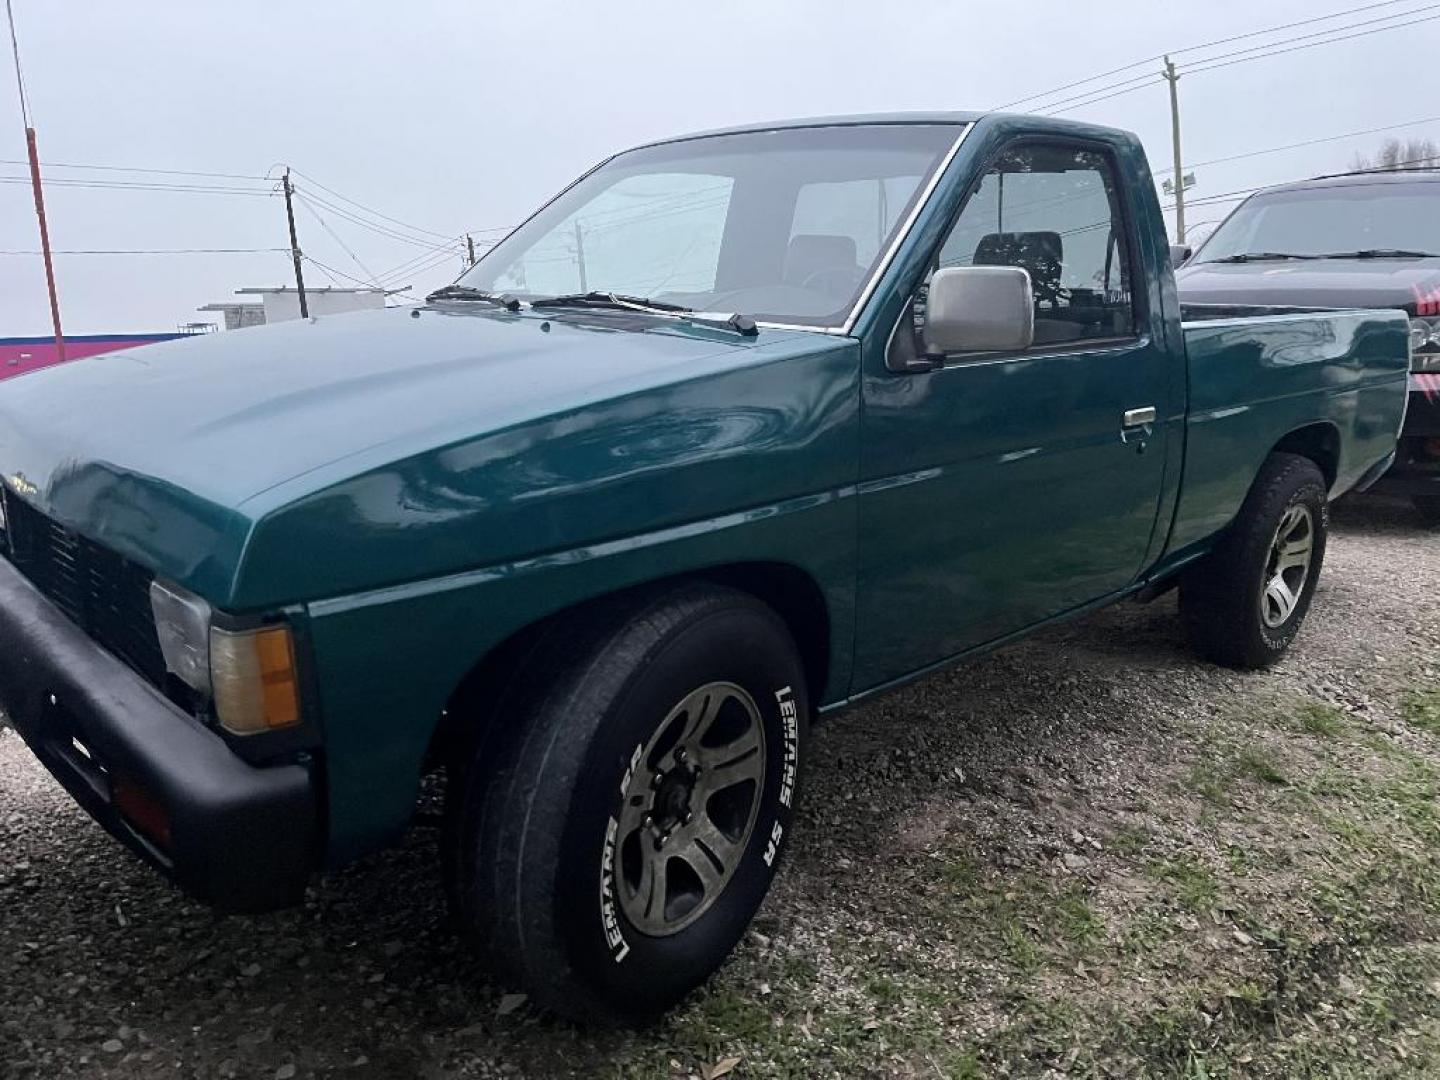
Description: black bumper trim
xmin=0 ymin=556 xmax=318 ymax=912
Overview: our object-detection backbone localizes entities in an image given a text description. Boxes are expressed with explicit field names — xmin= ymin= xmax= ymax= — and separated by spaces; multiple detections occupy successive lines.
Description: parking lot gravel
xmin=2 ymin=492 xmax=1438 ymax=1079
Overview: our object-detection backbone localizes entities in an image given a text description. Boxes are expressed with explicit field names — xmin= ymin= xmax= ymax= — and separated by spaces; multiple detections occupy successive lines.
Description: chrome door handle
xmin=1122 ymin=406 xmax=1157 ymax=427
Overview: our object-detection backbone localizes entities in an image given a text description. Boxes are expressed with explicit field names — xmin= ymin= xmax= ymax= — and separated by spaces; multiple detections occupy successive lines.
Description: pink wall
xmin=0 ymin=334 xmax=184 ymax=382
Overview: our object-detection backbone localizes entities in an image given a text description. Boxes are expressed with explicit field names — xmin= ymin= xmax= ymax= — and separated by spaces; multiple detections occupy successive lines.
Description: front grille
xmin=1 ymin=490 xmax=167 ymax=687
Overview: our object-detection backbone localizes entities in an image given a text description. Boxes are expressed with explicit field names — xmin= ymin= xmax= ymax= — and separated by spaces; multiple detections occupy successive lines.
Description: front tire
xmin=447 ymin=583 xmax=808 ymax=1024
xmin=1180 ymin=452 xmax=1328 ymax=669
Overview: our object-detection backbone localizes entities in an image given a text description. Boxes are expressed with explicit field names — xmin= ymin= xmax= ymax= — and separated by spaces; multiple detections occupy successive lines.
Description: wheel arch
xmin=428 ymin=561 xmax=832 ymax=769
xmin=1269 ymin=421 xmax=1341 ymax=491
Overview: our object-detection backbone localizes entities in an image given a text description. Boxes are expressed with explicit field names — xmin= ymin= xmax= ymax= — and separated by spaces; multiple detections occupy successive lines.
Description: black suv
xmin=1176 ymin=169 xmax=1440 ymax=524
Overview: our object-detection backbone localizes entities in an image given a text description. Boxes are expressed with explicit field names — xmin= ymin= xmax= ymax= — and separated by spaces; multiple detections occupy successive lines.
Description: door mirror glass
xmin=1169 ymin=243 xmax=1192 ymax=269
xmin=923 ymin=266 xmax=1035 ymax=356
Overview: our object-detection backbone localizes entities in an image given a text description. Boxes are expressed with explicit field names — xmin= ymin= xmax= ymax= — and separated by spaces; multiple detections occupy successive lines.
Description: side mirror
xmin=922 ymin=266 xmax=1034 ymax=358
xmin=1169 ymin=243 xmax=1192 ymax=269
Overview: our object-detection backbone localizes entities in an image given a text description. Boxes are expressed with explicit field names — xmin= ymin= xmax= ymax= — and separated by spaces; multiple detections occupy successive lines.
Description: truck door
xmin=854 ymin=137 xmax=1171 ymax=690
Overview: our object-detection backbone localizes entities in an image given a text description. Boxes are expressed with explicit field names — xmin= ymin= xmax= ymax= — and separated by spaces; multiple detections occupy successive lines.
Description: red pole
xmin=25 ymin=126 xmax=64 ymax=363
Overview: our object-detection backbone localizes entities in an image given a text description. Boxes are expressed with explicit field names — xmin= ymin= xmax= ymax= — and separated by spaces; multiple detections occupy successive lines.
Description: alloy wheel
xmin=1260 ymin=503 xmax=1314 ymax=628
xmin=614 ymin=682 xmax=766 ymax=937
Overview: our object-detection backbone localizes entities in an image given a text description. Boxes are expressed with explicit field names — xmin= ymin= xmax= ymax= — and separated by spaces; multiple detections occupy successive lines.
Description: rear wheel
xmin=1180 ymin=453 xmax=1328 ymax=669
xmin=445 ymin=583 xmax=807 ymax=1024
xmin=1414 ymin=494 xmax=1440 ymax=527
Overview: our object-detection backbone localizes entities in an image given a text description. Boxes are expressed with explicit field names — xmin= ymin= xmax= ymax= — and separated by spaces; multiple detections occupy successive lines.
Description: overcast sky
xmin=3 ymin=0 xmax=1436 ymax=335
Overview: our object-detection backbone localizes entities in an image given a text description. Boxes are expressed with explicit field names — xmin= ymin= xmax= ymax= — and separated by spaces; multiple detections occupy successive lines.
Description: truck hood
xmin=1175 ymin=257 xmax=1440 ymax=313
xmin=0 ymin=306 xmax=823 ymax=605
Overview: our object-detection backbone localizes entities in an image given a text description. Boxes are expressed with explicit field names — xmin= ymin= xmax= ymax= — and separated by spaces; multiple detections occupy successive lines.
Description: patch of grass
xmin=1296 ymin=701 xmax=1347 ymax=737
xmin=1234 ymin=746 xmax=1288 ymax=786
xmin=944 ymin=1048 xmax=984 ymax=1079
xmin=1109 ymin=822 xmax=1152 ymax=857
xmin=1000 ymin=916 xmax=1040 ymax=973
xmin=1148 ymin=856 xmax=1219 ymax=912
xmin=1054 ymin=887 xmax=1102 ymax=945
xmin=1401 ymin=688 xmax=1440 ymax=734
xmin=939 ymin=855 xmax=979 ymax=891
xmin=1188 ymin=759 xmax=1234 ymax=805
xmin=863 ymin=973 xmax=903 ymax=1006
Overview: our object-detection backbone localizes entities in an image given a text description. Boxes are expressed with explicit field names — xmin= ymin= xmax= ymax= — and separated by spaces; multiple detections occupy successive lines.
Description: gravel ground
xmin=1 ymin=492 xmax=1438 ymax=1079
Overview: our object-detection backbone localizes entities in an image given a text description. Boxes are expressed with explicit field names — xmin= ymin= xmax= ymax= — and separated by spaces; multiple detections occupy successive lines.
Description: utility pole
xmin=7 ymin=1 xmax=64 ymax=361
xmin=465 ymin=233 xmax=476 ymax=268
xmin=282 ymin=168 xmax=309 ymax=318
xmin=1163 ymin=55 xmax=1186 ymax=244
xmin=573 ymin=219 xmax=587 ymax=292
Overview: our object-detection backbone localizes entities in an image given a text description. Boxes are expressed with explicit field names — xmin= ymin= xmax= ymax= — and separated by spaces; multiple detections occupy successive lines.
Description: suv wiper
xmin=530 ymin=291 xmax=758 ymax=337
xmin=1207 ymin=252 xmax=1317 ymax=264
xmin=1317 ymin=248 xmax=1440 ymax=259
xmin=529 ymin=291 xmax=691 ymax=313
xmin=425 ymin=285 xmax=521 ymax=310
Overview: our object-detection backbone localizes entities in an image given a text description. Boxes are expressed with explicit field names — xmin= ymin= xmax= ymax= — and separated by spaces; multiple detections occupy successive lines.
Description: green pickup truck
xmin=0 ymin=112 xmax=1410 ymax=1023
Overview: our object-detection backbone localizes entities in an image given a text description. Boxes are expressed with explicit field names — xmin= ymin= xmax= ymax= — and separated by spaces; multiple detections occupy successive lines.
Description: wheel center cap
xmin=654 ymin=769 xmax=693 ymax=825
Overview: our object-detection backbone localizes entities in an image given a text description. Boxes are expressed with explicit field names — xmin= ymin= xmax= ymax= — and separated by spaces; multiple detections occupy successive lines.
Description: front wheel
xmin=1180 ymin=452 xmax=1328 ymax=669
xmin=446 ymin=583 xmax=808 ymax=1024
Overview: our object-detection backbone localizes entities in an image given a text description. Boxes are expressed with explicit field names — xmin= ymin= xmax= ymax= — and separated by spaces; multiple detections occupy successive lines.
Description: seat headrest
xmin=973 ymin=231 xmax=1063 ymax=270
xmin=784 ymin=234 xmax=859 ymax=286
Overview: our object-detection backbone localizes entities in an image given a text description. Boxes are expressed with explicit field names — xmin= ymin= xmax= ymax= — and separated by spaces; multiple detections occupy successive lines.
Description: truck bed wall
xmin=1166 ymin=310 xmax=1409 ymax=553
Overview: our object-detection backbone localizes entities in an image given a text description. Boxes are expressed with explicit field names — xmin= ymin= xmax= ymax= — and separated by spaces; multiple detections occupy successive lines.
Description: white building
xmin=199 ymin=286 xmax=388 ymax=329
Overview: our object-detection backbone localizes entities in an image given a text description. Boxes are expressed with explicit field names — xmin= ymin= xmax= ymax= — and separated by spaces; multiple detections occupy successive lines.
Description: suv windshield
xmin=1195 ymin=178 xmax=1440 ymax=263
xmin=458 ymin=123 xmax=964 ymax=328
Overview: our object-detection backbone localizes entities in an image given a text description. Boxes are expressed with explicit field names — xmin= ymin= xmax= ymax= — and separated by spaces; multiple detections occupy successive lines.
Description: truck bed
xmin=1166 ymin=308 xmax=1410 ymax=554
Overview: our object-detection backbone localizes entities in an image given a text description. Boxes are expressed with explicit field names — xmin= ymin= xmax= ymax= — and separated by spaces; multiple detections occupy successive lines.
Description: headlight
xmin=150 ymin=580 xmax=213 ymax=693
xmin=149 ymin=579 xmax=302 ymax=736
xmin=1413 ymin=316 xmax=1440 ymax=371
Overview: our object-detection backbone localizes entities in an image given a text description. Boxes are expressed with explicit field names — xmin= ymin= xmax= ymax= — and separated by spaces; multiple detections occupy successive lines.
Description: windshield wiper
xmin=1317 ymin=248 xmax=1440 ymax=260
xmin=530 ymin=291 xmax=759 ymax=336
xmin=1206 ymin=252 xmax=1318 ymax=264
xmin=529 ymin=291 xmax=692 ymax=313
xmin=425 ymin=285 xmax=521 ymax=310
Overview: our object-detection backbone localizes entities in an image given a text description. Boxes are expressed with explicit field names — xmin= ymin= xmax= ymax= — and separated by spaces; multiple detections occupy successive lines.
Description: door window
xmin=924 ymin=142 xmax=1136 ymax=349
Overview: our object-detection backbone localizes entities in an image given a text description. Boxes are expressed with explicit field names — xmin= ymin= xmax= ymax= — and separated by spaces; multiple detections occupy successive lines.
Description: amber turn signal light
xmin=210 ymin=624 xmax=302 ymax=736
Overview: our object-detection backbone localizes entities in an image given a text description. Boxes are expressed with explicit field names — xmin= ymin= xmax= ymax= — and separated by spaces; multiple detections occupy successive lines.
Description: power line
xmin=1039 ymin=78 xmax=1168 ymax=117
xmin=377 ymin=244 xmax=462 ymax=286
xmin=0 ymin=158 xmax=265 ymax=181
xmin=292 ymin=185 xmax=456 ymax=249
xmin=294 ymin=192 xmax=382 ymax=288
xmin=0 ymin=246 xmax=289 ymax=255
xmin=373 ymin=239 xmax=470 ymax=285
xmin=997 ymin=0 xmax=1421 ymax=110
xmin=1180 ymin=9 xmax=1440 ymax=75
xmin=0 ymin=175 xmax=273 ymax=196
xmin=286 ymin=167 xmax=454 ymax=242
xmin=1153 ymin=114 xmax=1440 ymax=176
xmin=1027 ymin=69 xmax=1160 ymax=115
xmin=1163 ymin=153 xmax=1440 ymax=212
xmin=303 ymin=254 xmax=428 ymax=304
xmin=1177 ymin=2 xmax=1440 ymax=70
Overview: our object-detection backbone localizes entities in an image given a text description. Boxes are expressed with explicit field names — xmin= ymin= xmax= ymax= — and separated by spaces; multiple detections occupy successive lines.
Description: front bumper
xmin=1372 ymin=378 xmax=1440 ymax=497
xmin=0 ymin=555 xmax=318 ymax=912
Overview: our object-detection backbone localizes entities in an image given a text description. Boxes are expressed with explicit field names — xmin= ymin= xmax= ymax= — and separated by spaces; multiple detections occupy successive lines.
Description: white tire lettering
xmin=599 ymin=815 xmax=630 ymax=963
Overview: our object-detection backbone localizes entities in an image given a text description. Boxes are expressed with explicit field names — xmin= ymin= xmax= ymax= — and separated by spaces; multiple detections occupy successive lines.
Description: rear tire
xmin=445 ymin=583 xmax=807 ymax=1025
xmin=1414 ymin=494 xmax=1440 ymax=527
xmin=1180 ymin=453 xmax=1328 ymax=670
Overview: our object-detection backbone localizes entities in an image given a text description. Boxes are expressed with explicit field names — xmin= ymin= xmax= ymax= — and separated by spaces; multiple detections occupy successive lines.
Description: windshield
xmin=1195 ymin=179 xmax=1440 ymax=262
xmin=459 ymin=123 xmax=964 ymax=327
